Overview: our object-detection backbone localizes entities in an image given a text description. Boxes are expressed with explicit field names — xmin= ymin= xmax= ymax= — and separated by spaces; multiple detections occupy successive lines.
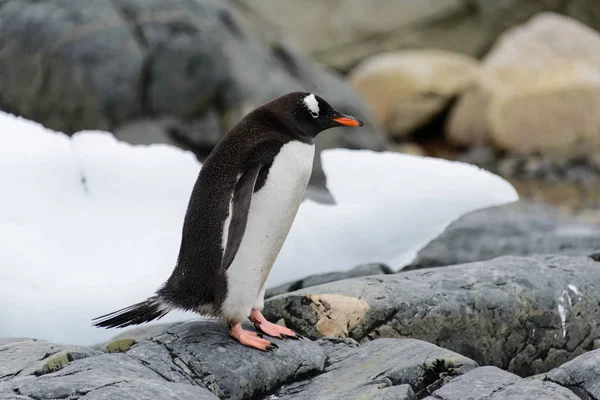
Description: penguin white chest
xmin=221 ymin=140 xmax=314 ymax=320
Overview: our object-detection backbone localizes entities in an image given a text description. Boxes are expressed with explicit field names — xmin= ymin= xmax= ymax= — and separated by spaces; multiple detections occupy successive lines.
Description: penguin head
xmin=262 ymin=92 xmax=364 ymax=138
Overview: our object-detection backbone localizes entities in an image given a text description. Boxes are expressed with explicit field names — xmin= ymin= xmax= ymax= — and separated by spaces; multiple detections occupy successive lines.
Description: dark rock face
xmin=274 ymin=338 xmax=477 ymax=399
xmin=426 ymin=366 xmax=578 ymax=400
xmin=544 ymin=348 xmax=600 ymax=400
xmin=265 ymin=263 xmax=393 ymax=299
xmin=1 ymin=321 xmax=479 ymax=400
xmin=0 ymin=0 xmax=386 ymax=184
xmin=263 ymin=255 xmax=600 ymax=377
xmin=408 ymin=202 xmax=600 ymax=269
xmin=4 ymin=322 xmax=599 ymax=399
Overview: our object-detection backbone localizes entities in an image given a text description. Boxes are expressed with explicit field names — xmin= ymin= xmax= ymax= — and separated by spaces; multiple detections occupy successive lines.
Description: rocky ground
xmin=1 ymin=320 xmax=597 ymax=399
xmin=2 ymin=201 xmax=599 ymax=399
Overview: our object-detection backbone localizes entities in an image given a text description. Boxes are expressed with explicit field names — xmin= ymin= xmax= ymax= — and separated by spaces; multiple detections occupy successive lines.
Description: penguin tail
xmin=92 ymin=296 xmax=171 ymax=329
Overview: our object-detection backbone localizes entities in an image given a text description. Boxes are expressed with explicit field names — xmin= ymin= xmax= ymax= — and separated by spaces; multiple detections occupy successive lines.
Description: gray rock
xmin=1 ymin=321 xmax=478 ymax=400
xmin=265 ymin=263 xmax=393 ymax=299
xmin=273 ymin=338 xmax=476 ymax=400
xmin=0 ymin=353 xmax=217 ymax=400
xmin=134 ymin=320 xmax=327 ymax=399
xmin=430 ymin=366 xmax=578 ymax=400
xmin=544 ymin=348 xmax=600 ymax=400
xmin=0 ymin=320 xmax=328 ymax=400
xmin=0 ymin=339 xmax=99 ymax=382
xmin=407 ymin=202 xmax=600 ymax=269
xmin=264 ymin=255 xmax=600 ymax=376
xmin=0 ymin=0 xmax=387 ymax=184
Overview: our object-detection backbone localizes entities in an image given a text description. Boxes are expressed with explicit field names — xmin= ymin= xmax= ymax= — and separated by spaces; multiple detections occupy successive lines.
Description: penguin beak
xmin=331 ymin=112 xmax=364 ymax=127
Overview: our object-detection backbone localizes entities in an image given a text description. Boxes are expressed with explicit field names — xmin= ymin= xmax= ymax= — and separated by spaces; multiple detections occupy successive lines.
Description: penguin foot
xmin=250 ymin=309 xmax=299 ymax=340
xmin=229 ymin=322 xmax=275 ymax=351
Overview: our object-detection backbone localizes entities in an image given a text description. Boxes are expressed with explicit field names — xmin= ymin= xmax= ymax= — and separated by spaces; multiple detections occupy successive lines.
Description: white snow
xmin=0 ymin=111 xmax=518 ymax=345
xmin=303 ymin=94 xmax=319 ymax=117
xmin=557 ymin=291 xmax=568 ymax=337
xmin=567 ymin=284 xmax=581 ymax=297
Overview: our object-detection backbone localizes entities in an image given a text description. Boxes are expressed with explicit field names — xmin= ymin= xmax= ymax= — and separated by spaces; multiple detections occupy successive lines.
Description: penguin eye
xmin=309 ymin=111 xmax=319 ymax=118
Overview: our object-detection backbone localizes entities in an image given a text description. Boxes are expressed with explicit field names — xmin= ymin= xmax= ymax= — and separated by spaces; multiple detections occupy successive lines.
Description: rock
xmin=393 ymin=142 xmax=428 ymax=157
xmin=265 ymin=263 xmax=393 ymax=299
xmin=429 ymin=366 xmax=579 ymax=400
xmin=348 ymin=49 xmax=479 ymax=139
xmin=104 ymin=322 xmax=183 ymax=346
xmin=263 ymin=255 xmax=600 ymax=376
xmin=273 ymin=337 xmax=477 ymax=399
xmin=0 ymin=339 xmax=100 ymax=381
xmin=114 ymin=114 xmax=222 ymax=155
xmin=231 ymin=0 xmax=600 ymax=72
xmin=544 ymin=348 xmax=600 ymax=399
xmin=0 ymin=322 xmax=478 ymax=400
xmin=408 ymin=201 xmax=600 ymax=269
xmin=0 ymin=0 xmax=386 ymax=186
xmin=0 ymin=320 xmax=327 ymax=400
xmin=1 ymin=352 xmax=218 ymax=400
xmin=447 ymin=12 xmax=600 ymax=157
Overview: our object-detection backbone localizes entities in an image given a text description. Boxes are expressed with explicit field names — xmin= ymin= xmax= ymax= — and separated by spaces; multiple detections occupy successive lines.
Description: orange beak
xmin=333 ymin=117 xmax=364 ymax=126
xmin=332 ymin=114 xmax=364 ymax=127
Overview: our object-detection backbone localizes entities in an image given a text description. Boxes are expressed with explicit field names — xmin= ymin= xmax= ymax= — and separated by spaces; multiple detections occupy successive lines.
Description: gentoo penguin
xmin=92 ymin=92 xmax=363 ymax=351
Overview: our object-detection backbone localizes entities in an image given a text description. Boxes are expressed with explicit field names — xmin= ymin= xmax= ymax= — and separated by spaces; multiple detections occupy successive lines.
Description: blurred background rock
xmin=1 ymin=0 xmax=599 ymax=218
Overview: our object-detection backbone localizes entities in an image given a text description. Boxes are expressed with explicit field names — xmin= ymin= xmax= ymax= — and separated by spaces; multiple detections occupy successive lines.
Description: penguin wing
xmin=221 ymin=163 xmax=262 ymax=270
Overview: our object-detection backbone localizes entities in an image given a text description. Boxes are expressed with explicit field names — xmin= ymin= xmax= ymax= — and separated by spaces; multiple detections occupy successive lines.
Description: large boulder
xmin=3 ymin=320 xmax=597 ymax=399
xmin=263 ymin=255 xmax=600 ymax=377
xmin=348 ymin=49 xmax=479 ymax=139
xmin=408 ymin=201 xmax=600 ymax=269
xmin=543 ymin=348 xmax=600 ymax=399
xmin=426 ymin=366 xmax=578 ymax=400
xmin=231 ymin=0 xmax=600 ymax=72
xmin=0 ymin=0 xmax=386 ymax=185
xmin=1 ymin=321 xmax=479 ymax=400
xmin=448 ymin=12 xmax=600 ymax=158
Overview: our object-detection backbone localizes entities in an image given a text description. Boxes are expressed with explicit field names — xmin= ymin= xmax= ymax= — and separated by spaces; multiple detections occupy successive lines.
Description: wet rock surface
xmin=0 ymin=322 xmax=475 ymax=400
xmin=264 ymin=254 xmax=600 ymax=377
xmin=408 ymin=202 xmax=600 ymax=269
xmin=274 ymin=337 xmax=477 ymax=399
xmin=4 ymin=322 xmax=600 ymax=399
xmin=426 ymin=366 xmax=579 ymax=400
xmin=265 ymin=263 xmax=393 ymax=299
xmin=543 ymin=348 xmax=600 ymax=400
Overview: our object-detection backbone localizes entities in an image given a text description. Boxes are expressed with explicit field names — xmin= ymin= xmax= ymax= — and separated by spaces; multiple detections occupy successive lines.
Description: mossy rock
xmin=104 ymin=338 xmax=136 ymax=353
xmin=36 ymin=353 xmax=70 ymax=375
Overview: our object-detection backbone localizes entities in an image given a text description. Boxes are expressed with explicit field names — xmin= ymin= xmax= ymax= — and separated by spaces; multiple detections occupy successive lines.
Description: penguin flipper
xmin=221 ymin=163 xmax=262 ymax=271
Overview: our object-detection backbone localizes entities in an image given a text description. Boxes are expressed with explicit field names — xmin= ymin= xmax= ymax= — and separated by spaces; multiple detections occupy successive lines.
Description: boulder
xmin=0 ymin=0 xmax=386 ymax=185
xmin=231 ymin=0 xmax=600 ymax=72
xmin=265 ymin=263 xmax=393 ymax=299
xmin=427 ymin=366 xmax=578 ymax=400
xmin=408 ymin=201 xmax=600 ymax=269
xmin=543 ymin=348 xmax=600 ymax=399
xmin=1 ymin=321 xmax=479 ymax=400
xmin=348 ymin=49 xmax=479 ymax=139
xmin=0 ymin=320 xmax=326 ymax=400
xmin=447 ymin=12 xmax=600 ymax=157
xmin=274 ymin=338 xmax=477 ymax=399
xmin=263 ymin=255 xmax=600 ymax=377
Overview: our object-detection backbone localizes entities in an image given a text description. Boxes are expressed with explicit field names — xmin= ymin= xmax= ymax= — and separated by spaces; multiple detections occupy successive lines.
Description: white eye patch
xmin=303 ymin=94 xmax=319 ymax=118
